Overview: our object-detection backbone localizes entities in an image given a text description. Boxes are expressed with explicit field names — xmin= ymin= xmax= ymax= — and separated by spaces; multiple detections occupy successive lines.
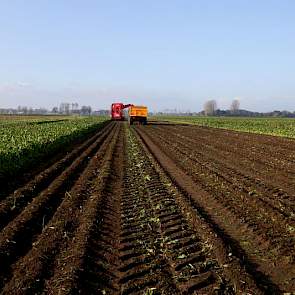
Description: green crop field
xmin=0 ymin=116 xmax=108 ymax=179
xmin=152 ymin=116 xmax=295 ymax=139
xmin=0 ymin=115 xmax=71 ymax=126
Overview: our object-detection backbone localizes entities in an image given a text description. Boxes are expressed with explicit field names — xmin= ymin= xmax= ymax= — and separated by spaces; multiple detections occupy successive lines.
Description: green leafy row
xmin=0 ymin=115 xmax=69 ymax=126
xmin=0 ymin=116 xmax=108 ymax=180
xmin=152 ymin=116 xmax=295 ymax=138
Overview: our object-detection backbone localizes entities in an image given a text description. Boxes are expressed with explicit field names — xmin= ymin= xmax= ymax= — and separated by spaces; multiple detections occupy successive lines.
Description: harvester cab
xmin=111 ymin=103 xmax=133 ymax=121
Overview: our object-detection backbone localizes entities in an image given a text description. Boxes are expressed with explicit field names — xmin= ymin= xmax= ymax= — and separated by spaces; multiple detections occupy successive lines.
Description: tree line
xmin=202 ymin=99 xmax=295 ymax=117
xmin=0 ymin=103 xmax=110 ymax=116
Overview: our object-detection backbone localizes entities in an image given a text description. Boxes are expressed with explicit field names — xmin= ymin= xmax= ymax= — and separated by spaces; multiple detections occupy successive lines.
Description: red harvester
xmin=111 ymin=103 xmax=133 ymax=120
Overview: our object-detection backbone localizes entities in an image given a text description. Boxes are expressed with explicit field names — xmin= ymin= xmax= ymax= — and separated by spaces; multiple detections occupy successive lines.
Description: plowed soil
xmin=0 ymin=121 xmax=294 ymax=294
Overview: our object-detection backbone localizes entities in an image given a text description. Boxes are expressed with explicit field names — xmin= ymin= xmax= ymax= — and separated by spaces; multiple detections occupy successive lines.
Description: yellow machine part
xmin=129 ymin=106 xmax=148 ymax=118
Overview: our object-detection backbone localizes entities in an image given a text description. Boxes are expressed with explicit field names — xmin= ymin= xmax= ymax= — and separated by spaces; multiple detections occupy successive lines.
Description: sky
xmin=0 ymin=0 xmax=294 ymax=112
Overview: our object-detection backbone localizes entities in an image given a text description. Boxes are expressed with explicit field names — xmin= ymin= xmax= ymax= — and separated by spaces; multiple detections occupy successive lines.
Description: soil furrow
xmin=156 ymin=124 xmax=295 ymax=194
xmin=43 ymin=123 xmax=123 ymax=294
xmin=153 ymin=125 xmax=295 ymax=197
xmin=121 ymin=126 xmax=254 ymax=294
xmin=0 ymin=123 xmax=120 ymax=294
xmin=0 ymin=122 xmax=117 ymax=291
xmin=135 ymin=125 xmax=290 ymax=292
xmin=0 ymin=121 xmax=110 ymax=200
xmin=147 ymin=126 xmax=295 ymax=221
xmin=165 ymin=124 xmax=295 ymax=158
xmin=0 ymin=121 xmax=114 ymax=230
xmin=139 ymin=126 xmax=295 ymax=263
xmin=0 ymin=121 xmax=294 ymax=294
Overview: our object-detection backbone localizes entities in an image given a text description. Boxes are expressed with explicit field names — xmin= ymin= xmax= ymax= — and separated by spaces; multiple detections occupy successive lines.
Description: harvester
xmin=111 ymin=102 xmax=148 ymax=125
xmin=111 ymin=103 xmax=133 ymax=120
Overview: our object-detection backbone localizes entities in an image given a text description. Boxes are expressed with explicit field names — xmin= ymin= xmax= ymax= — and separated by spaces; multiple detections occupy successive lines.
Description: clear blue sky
xmin=0 ymin=0 xmax=294 ymax=112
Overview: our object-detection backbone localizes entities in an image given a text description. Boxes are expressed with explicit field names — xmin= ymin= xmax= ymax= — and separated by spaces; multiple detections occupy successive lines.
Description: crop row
xmin=0 ymin=117 xmax=108 ymax=181
xmin=0 ymin=115 xmax=71 ymax=126
xmin=154 ymin=116 xmax=295 ymax=138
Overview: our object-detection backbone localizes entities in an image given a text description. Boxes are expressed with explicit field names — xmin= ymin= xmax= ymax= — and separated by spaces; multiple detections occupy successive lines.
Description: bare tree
xmin=204 ymin=100 xmax=217 ymax=116
xmin=230 ymin=99 xmax=240 ymax=113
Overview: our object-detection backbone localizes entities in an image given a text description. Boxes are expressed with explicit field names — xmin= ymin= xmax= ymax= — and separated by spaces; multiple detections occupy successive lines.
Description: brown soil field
xmin=0 ymin=121 xmax=294 ymax=294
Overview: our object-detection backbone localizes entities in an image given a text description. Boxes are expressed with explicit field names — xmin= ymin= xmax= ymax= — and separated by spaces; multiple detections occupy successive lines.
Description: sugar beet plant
xmin=0 ymin=117 xmax=108 ymax=180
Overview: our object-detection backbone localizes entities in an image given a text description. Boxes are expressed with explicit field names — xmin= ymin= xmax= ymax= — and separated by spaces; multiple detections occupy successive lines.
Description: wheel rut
xmin=81 ymin=125 xmax=247 ymax=294
xmin=134 ymin=124 xmax=294 ymax=293
xmin=0 ymin=121 xmax=293 ymax=294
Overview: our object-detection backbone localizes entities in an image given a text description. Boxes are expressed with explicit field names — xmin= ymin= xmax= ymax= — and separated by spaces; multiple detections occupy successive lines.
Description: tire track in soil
xmin=134 ymin=126 xmax=287 ymax=293
xmin=116 ymin=127 xmax=177 ymax=295
xmin=132 ymin=128 xmax=264 ymax=295
xmin=119 ymin=126 xmax=261 ymax=294
xmin=1 ymin=121 xmax=293 ymax=294
xmin=43 ymin=123 xmax=178 ymax=295
xmin=53 ymin=124 xmax=260 ymax=294
xmin=138 ymin=125 xmax=295 ymax=289
xmin=0 ymin=122 xmax=117 ymax=292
